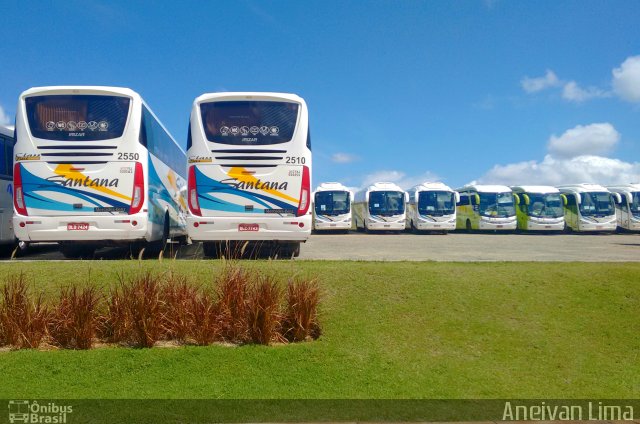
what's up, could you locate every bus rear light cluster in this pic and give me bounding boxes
[13,163,28,216]
[297,165,310,217]
[188,165,202,216]
[129,162,145,215]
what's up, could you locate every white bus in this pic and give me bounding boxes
[607,184,640,232]
[511,185,565,232]
[557,184,618,232]
[406,182,458,232]
[186,92,311,258]
[455,184,517,231]
[1,125,16,248]
[313,182,353,232]
[13,86,187,258]
[353,182,407,232]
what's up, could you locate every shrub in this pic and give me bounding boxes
[49,286,100,349]
[216,265,250,343]
[283,278,321,342]
[0,273,49,349]
[247,274,284,345]
[161,274,197,342]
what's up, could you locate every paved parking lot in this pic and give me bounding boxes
[4,232,640,261]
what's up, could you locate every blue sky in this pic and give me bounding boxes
[1,0,640,189]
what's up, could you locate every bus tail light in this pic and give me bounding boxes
[297,165,310,216]
[188,165,201,216]
[13,163,28,216]
[129,162,145,215]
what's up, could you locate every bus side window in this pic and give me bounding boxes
[457,194,469,206]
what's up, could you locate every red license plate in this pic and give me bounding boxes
[238,224,259,232]
[67,223,89,231]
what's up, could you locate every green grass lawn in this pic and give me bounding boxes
[0,260,638,399]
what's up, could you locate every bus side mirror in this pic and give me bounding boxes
[513,194,520,205]
[612,193,622,204]
[522,194,530,206]
[405,192,409,203]
[576,194,581,205]
[626,193,633,204]
[560,194,567,206]
[365,192,369,202]
[455,192,460,203]
[471,194,480,205]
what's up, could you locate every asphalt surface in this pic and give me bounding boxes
[3,232,640,262]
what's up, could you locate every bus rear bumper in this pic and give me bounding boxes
[187,216,311,241]
[12,215,149,242]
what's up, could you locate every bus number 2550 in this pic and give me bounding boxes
[285,156,306,164]
[118,152,140,161]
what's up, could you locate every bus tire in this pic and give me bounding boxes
[465,219,472,232]
[60,243,95,259]
[202,242,221,258]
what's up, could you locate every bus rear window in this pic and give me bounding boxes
[25,95,130,141]
[200,101,299,145]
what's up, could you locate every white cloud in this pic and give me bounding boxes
[476,122,635,186]
[612,55,640,102]
[0,105,10,126]
[478,154,640,186]
[561,81,610,103]
[331,152,358,164]
[521,70,561,93]
[547,123,619,158]
[359,170,441,191]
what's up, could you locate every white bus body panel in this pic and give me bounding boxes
[12,86,187,244]
[187,92,311,242]
[557,184,617,232]
[353,182,407,231]
[313,182,353,231]
[607,184,640,231]
[511,185,565,231]
[406,182,457,231]
[455,184,517,231]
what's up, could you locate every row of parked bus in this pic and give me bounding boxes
[312,181,640,233]
[2,86,312,258]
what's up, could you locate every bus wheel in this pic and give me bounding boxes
[277,242,300,259]
[60,243,95,259]
[202,242,221,258]
[466,220,472,232]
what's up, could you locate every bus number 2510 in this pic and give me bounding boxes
[285,156,306,164]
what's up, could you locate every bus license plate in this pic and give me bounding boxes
[67,223,89,231]
[496,225,503,228]
[434,225,441,228]
[330,224,336,227]
[545,225,552,229]
[238,224,259,232]
[384,224,390,228]
[596,226,603,230]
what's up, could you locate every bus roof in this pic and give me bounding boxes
[606,183,640,192]
[456,184,512,193]
[315,182,351,192]
[20,86,140,100]
[361,182,404,193]
[408,182,454,193]
[557,183,610,193]
[194,92,304,105]
[511,185,560,194]
[0,124,13,138]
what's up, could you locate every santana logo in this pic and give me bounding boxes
[15,153,40,161]
[220,177,288,191]
[46,175,120,188]
[188,156,212,163]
